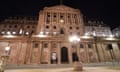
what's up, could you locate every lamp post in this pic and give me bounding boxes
[0,46,10,72]
[69,35,83,71]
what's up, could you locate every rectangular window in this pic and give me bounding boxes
[80,44,84,48]
[107,44,113,50]
[88,44,92,48]
[44,43,48,48]
[72,45,76,48]
[33,43,39,48]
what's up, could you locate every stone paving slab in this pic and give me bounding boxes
[5,67,120,72]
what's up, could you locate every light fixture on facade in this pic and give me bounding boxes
[60,19,64,23]
[5,46,10,52]
[2,35,16,38]
[26,32,29,35]
[45,32,49,35]
[12,32,16,35]
[1,32,5,34]
[7,31,11,35]
[19,29,23,34]
[109,35,114,38]
[69,35,80,43]
[53,32,57,35]
[39,32,44,35]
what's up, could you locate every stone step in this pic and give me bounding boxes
[5,64,73,69]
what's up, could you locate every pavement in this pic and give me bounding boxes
[5,67,120,72]
[4,62,120,72]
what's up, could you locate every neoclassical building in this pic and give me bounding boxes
[0,5,120,65]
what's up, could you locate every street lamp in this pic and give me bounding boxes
[0,46,10,72]
[69,35,83,71]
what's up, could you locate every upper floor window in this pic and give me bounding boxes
[44,43,48,48]
[33,43,39,48]
[88,44,92,48]
[80,44,84,48]
[53,26,56,29]
[46,25,49,29]
[76,27,79,30]
[27,26,30,28]
[14,25,17,28]
[69,27,72,29]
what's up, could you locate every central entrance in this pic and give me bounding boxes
[61,47,69,64]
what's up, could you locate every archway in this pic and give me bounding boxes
[61,47,69,64]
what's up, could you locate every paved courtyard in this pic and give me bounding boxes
[5,67,120,72]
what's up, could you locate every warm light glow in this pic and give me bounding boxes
[26,32,29,35]
[45,32,49,35]
[1,32,5,34]
[12,32,16,34]
[53,32,57,35]
[93,31,96,36]
[19,29,23,34]
[81,35,93,39]
[3,35,16,38]
[85,32,89,36]
[109,35,114,38]
[69,35,80,42]
[32,35,48,38]
[40,32,44,35]
[60,19,64,23]
[7,31,11,35]
[104,37,116,40]
[5,46,10,51]
[104,35,117,40]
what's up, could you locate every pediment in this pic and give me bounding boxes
[44,5,79,11]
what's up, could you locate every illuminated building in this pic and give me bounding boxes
[0,5,120,64]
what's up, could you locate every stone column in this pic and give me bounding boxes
[77,43,81,61]
[39,41,42,64]
[48,41,51,64]
[58,42,61,64]
[25,40,32,64]
[84,42,89,63]
[93,43,99,62]
[68,43,72,64]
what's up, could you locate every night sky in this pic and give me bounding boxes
[0,0,119,29]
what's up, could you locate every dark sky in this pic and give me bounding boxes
[0,0,119,29]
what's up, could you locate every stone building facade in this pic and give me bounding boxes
[112,26,120,38]
[0,5,120,65]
